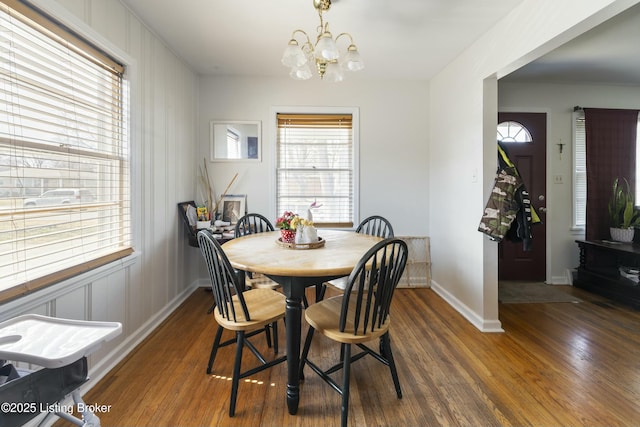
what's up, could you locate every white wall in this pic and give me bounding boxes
[7,4,640,410]
[0,0,202,404]
[498,81,640,284]
[197,76,429,237]
[429,0,640,332]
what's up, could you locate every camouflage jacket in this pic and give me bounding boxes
[478,166,529,243]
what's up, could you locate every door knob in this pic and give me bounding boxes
[539,206,547,213]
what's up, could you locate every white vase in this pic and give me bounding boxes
[294,224,318,244]
[610,227,635,242]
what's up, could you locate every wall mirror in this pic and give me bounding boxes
[210,120,261,162]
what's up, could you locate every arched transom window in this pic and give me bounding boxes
[497,121,533,143]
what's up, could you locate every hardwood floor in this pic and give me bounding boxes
[56,285,640,427]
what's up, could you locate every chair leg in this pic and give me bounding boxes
[272,320,279,354]
[229,331,245,417]
[341,343,352,427]
[207,326,224,374]
[264,324,272,348]
[315,283,327,302]
[299,326,316,381]
[382,333,402,399]
[303,284,327,308]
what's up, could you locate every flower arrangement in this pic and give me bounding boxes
[276,211,315,229]
[276,211,315,243]
[276,211,298,230]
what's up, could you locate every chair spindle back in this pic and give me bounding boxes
[198,229,251,322]
[340,238,408,335]
[235,213,275,237]
[356,215,394,239]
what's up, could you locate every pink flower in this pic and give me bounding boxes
[276,211,298,230]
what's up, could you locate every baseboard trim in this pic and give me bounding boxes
[430,279,504,333]
[550,271,571,285]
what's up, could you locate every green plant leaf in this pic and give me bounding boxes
[609,177,640,228]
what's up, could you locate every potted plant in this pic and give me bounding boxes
[276,211,299,243]
[608,177,640,242]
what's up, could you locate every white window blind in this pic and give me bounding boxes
[276,113,354,227]
[573,110,586,227]
[0,0,131,301]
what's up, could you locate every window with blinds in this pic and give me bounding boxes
[0,0,131,301]
[573,110,586,228]
[276,113,354,227]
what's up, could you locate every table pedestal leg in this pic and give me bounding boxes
[285,287,304,415]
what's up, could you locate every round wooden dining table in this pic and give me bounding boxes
[222,229,382,415]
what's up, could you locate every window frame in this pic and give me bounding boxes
[271,106,359,228]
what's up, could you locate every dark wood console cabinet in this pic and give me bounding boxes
[574,240,640,308]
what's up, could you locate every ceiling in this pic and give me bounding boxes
[502,2,640,85]
[119,0,640,85]
[119,0,525,80]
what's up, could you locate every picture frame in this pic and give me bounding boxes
[218,194,246,224]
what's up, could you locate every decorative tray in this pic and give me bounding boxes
[276,237,326,250]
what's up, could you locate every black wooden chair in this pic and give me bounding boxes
[299,238,408,427]
[197,229,287,417]
[355,215,394,239]
[233,213,281,290]
[234,212,274,237]
[318,215,395,299]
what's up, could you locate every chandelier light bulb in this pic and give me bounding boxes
[281,40,308,67]
[289,62,313,80]
[342,45,364,71]
[323,61,344,82]
[314,32,339,61]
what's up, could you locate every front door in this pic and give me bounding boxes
[497,112,547,281]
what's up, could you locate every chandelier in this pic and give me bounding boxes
[281,0,364,82]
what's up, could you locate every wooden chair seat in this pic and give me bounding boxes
[305,295,390,344]
[215,288,286,331]
[324,276,348,291]
[245,273,280,290]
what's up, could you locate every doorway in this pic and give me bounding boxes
[497,112,547,281]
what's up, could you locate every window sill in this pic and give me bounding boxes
[0,250,138,318]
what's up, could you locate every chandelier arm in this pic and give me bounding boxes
[291,29,312,43]
[290,29,314,56]
[335,32,356,46]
